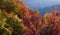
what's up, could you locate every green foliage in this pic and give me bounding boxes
[0,27,12,35]
[6,17,24,29]
[0,9,27,35]
[0,0,27,35]
[0,10,12,35]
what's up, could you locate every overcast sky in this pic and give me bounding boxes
[22,0,60,9]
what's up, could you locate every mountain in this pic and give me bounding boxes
[39,4,60,15]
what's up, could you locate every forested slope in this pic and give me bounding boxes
[0,0,60,35]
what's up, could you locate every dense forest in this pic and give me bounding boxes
[0,0,60,35]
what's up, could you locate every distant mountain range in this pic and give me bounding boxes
[39,4,60,15]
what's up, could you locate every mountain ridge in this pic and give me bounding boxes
[38,4,60,15]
